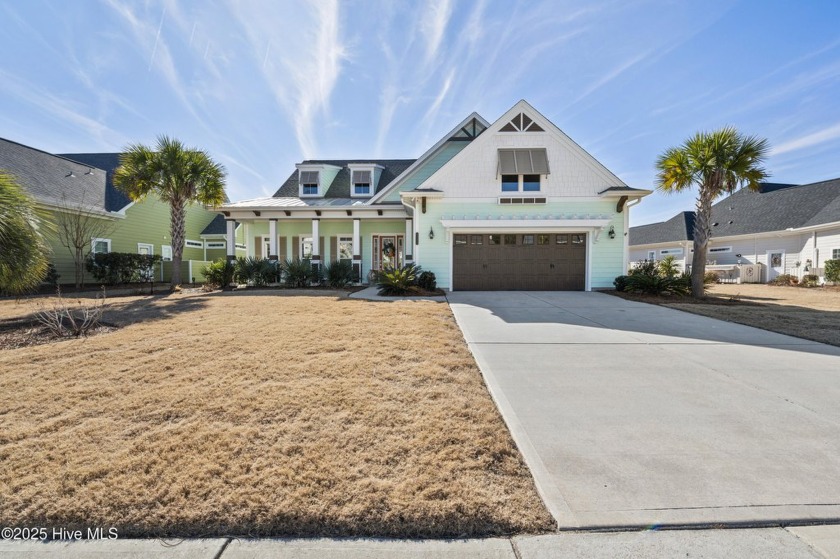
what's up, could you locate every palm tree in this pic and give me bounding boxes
[0,171,50,295]
[114,136,226,290]
[656,127,769,297]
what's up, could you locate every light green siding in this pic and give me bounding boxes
[414,199,626,290]
[381,142,469,203]
[236,218,405,282]
[41,197,219,285]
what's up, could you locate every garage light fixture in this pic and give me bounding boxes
[428,227,435,240]
[608,225,616,239]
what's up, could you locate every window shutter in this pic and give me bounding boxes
[497,148,550,175]
[293,236,299,259]
[530,148,549,174]
[351,170,372,184]
[279,236,287,261]
[254,236,262,258]
[498,150,517,174]
[319,237,325,260]
[330,237,337,263]
[299,171,318,184]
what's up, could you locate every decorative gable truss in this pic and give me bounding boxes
[450,116,488,141]
[499,112,544,132]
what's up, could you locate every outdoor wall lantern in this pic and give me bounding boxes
[804,259,812,272]
[428,227,435,240]
[608,225,616,239]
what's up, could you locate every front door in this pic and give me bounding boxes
[766,250,784,280]
[372,235,403,270]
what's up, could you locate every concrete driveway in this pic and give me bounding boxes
[448,291,840,529]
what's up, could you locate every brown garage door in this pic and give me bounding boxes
[453,233,586,290]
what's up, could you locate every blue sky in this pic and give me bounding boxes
[1,0,839,225]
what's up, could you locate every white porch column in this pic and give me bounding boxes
[225,219,236,262]
[352,218,361,282]
[405,218,414,263]
[311,218,321,276]
[269,219,278,261]
[244,223,252,257]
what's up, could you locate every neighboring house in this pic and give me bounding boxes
[0,138,226,285]
[219,100,650,291]
[629,179,840,282]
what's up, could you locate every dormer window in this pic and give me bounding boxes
[300,171,319,196]
[348,164,383,198]
[352,170,372,195]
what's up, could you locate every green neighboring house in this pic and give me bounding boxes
[0,138,233,286]
[220,100,650,290]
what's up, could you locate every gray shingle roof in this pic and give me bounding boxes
[630,212,695,245]
[630,179,840,245]
[0,138,109,212]
[273,159,416,200]
[59,152,132,212]
[201,213,227,235]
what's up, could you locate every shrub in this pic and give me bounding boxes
[629,260,658,277]
[624,272,691,296]
[85,252,161,285]
[416,270,437,291]
[704,271,720,284]
[43,263,60,287]
[202,258,236,289]
[825,259,840,283]
[657,255,680,278]
[800,274,819,288]
[35,287,105,338]
[377,264,421,296]
[613,275,630,292]
[282,258,316,288]
[324,260,355,288]
[769,273,798,286]
[235,257,278,287]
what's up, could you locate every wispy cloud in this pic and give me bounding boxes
[420,0,453,64]
[0,69,128,148]
[771,121,840,156]
[233,0,347,157]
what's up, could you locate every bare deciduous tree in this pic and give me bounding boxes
[55,194,116,289]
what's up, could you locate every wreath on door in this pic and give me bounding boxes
[382,241,396,258]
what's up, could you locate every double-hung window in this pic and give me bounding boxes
[91,238,111,254]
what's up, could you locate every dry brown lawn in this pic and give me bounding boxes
[0,291,553,538]
[614,283,840,347]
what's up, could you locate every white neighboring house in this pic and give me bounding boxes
[629,179,840,283]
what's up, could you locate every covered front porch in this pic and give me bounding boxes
[221,211,415,284]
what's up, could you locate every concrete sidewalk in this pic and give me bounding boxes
[2,526,839,558]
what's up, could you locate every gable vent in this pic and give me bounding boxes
[499,112,544,132]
